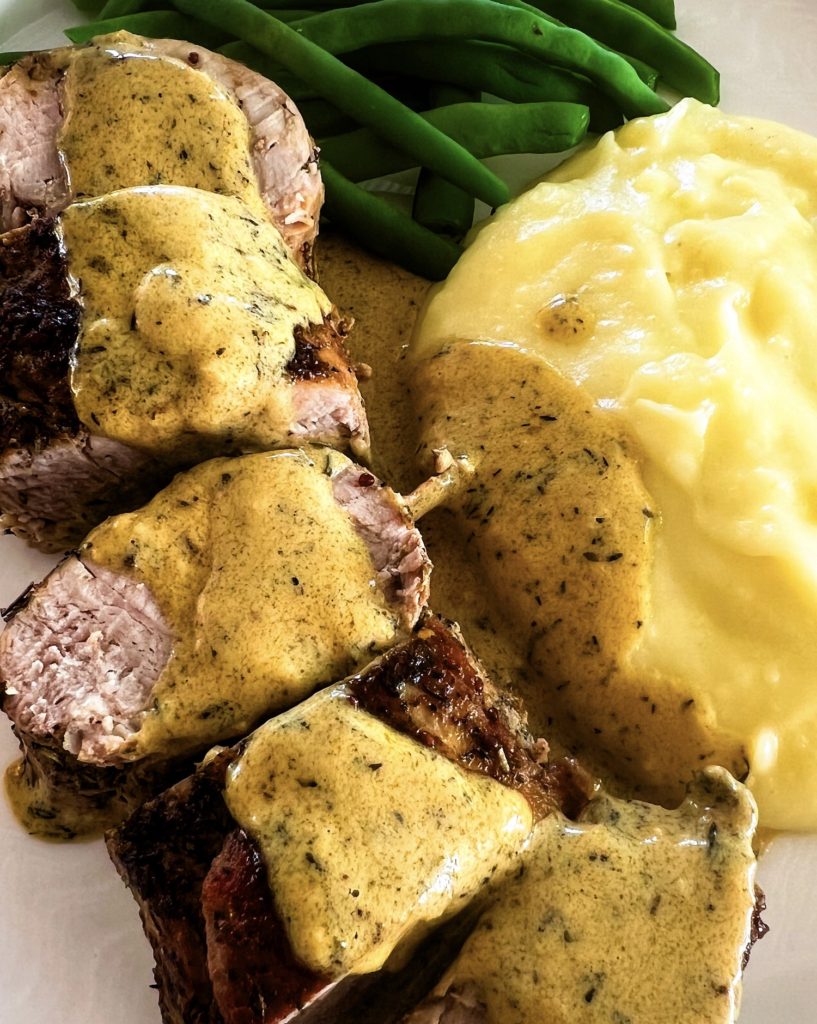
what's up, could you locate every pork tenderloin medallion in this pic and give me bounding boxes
[107,615,590,1024]
[404,768,764,1024]
[0,447,429,837]
[0,185,368,550]
[0,31,321,266]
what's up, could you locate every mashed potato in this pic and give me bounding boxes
[413,98,817,830]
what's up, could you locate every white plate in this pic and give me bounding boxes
[0,3,815,1022]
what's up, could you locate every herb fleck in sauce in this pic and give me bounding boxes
[428,768,758,1024]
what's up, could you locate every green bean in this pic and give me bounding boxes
[70,0,106,13]
[492,0,658,87]
[65,11,228,47]
[297,99,358,136]
[349,41,622,132]
[413,86,477,239]
[320,161,461,280]
[97,0,151,17]
[254,0,676,30]
[620,0,675,30]
[247,8,317,20]
[219,40,431,111]
[172,0,510,208]
[413,167,475,240]
[320,101,590,181]
[519,0,717,101]
[285,0,667,117]
[0,51,33,66]
[613,51,658,88]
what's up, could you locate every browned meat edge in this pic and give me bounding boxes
[7,727,183,841]
[743,885,769,969]
[0,217,79,450]
[107,751,235,1024]
[347,614,591,821]
[202,827,334,1023]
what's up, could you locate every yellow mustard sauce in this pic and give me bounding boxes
[411,340,749,804]
[79,448,400,759]
[319,234,748,798]
[223,685,533,977]
[58,33,267,217]
[4,762,109,842]
[427,768,758,1024]
[61,185,330,461]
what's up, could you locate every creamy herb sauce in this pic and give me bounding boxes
[412,341,750,803]
[429,768,758,1024]
[80,448,399,758]
[224,686,533,976]
[59,34,266,216]
[62,186,330,461]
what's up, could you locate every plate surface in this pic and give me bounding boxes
[0,3,816,1022]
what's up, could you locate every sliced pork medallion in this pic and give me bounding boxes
[107,615,588,1024]
[0,31,321,265]
[1,447,429,836]
[0,185,368,550]
[405,768,764,1024]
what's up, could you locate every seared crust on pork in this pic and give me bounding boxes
[0,217,163,547]
[202,828,334,1023]
[347,615,589,820]
[0,217,78,448]
[106,752,235,1024]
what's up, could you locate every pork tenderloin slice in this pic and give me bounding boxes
[0,217,367,549]
[2,556,172,761]
[1,452,428,795]
[0,54,67,229]
[0,34,320,267]
[0,433,161,552]
[287,314,371,460]
[106,751,236,1024]
[332,464,429,629]
[148,35,322,269]
[114,778,477,1024]
[346,614,589,820]
[404,769,763,1024]
[108,617,572,1024]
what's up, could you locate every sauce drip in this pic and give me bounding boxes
[410,100,817,830]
